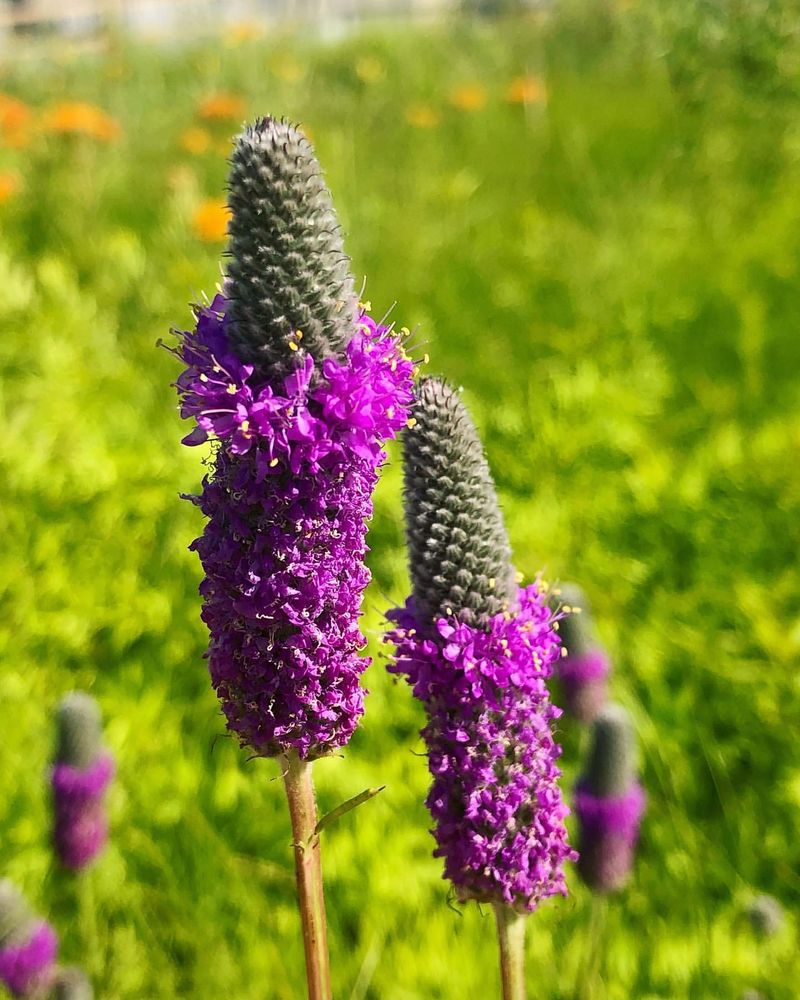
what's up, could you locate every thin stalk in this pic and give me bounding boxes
[77,869,101,980]
[282,751,332,1000]
[578,895,608,1000]
[494,903,527,1000]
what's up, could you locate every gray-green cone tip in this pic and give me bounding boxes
[0,880,35,948]
[583,703,636,797]
[746,895,784,938]
[551,582,596,657]
[53,967,94,1000]
[403,377,516,627]
[225,117,357,379]
[56,692,103,769]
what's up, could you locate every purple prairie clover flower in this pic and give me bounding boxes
[52,693,114,871]
[551,583,609,724]
[574,703,645,893]
[385,378,575,914]
[175,297,414,758]
[0,882,58,999]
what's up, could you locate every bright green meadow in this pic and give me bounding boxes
[1,4,799,997]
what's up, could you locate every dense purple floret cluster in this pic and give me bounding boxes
[52,753,114,870]
[176,296,414,758]
[0,923,58,998]
[574,783,645,892]
[386,583,577,912]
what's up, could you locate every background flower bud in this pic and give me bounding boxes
[575,703,645,893]
[0,882,58,999]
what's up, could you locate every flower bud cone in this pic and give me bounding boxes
[226,117,357,379]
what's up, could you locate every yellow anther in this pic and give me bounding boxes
[199,373,208,382]
[560,647,568,658]
[226,384,237,394]
[400,326,411,337]
[562,604,572,614]
[488,577,496,588]
[240,420,250,433]
[515,571,524,583]
[391,360,398,372]
[387,406,395,419]
[269,458,279,467]
[423,352,430,364]
[406,417,417,428]
[359,299,372,312]
[295,329,304,340]
[445,606,453,616]
[288,341,299,351]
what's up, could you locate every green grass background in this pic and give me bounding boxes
[2,2,799,996]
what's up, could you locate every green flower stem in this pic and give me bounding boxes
[282,751,332,1000]
[77,869,101,981]
[494,904,527,1000]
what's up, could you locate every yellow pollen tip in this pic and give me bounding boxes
[199,373,208,382]
[269,458,279,467]
[295,329,304,340]
[226,384,237,394]
[515,571,524,583]
[406,417,417,428]
[488,577,496,588]
[561,647,568,658]
[240,420,250,432]
[288,341,299,351]
[423,352,430,364]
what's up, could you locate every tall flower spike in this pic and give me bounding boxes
[575,703,645,893]
[173,118,415,1000]
[386,378,575,999]
[52,693,115,871]
[551,583,609,724]
[0,882,58,999]
[226,117,357,379]
[403,377,516,624]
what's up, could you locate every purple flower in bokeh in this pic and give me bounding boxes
[0,882,58,999]
[51,693,114,871]
[387,584,577,911]
[52,755,114,871]
[574,703,645,893]
[552,583,610,724]
[175,299,414,758]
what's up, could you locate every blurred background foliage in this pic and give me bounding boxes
[1,1,799,996]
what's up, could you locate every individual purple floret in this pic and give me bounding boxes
[574,703,645,893]
[52,693,114,871]
[551,583,609,723]
[387,584,575,911]
[385,378,575,913]
[175,297,414,758]
[0,882,58,999]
